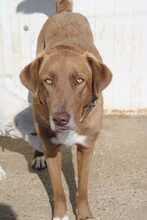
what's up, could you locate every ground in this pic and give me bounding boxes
[0,116,147,220]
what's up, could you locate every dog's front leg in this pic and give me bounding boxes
[76,145,94,220]
[47,152,69,220]
[38,126,68,220]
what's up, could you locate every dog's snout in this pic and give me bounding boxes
[53,112,70,127]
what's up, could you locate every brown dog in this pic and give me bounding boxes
[20,0,112,219]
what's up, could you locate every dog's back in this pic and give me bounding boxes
[37,0,102,60]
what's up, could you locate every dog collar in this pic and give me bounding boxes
[80,96,97,122]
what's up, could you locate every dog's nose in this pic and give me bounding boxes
[53,112,70,127]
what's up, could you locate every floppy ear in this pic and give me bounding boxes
[20,56,43,94]
[85,52,112,98]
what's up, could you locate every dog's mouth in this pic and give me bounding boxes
[55,125,71,132]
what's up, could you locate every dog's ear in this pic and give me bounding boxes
[84,52,112,98]
[20,56,43,94]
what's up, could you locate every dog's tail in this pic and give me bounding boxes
[56,0,73,13]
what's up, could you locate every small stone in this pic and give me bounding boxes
[23,25,29,31]
[0,166,6,180]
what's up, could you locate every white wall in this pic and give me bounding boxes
[0,0,147,111]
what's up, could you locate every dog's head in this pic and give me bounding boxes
[20,46,112,132]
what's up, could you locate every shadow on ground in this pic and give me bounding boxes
[0,135,77,218]
[0,203,17,220]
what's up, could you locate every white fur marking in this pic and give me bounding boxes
[32,156,46,169]
[35,158,41,169]
[53,215,69,220]
[0,166,6,180]
[51,130,87,146]
[62,216,69,220]
[50,117,56,131]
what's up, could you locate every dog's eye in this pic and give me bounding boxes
[75,78,85,85]
[44,79,54,85]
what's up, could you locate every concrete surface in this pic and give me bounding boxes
[0,116,147,220]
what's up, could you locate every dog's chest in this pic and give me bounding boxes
[51,131,87,146]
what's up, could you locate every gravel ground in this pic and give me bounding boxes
[0,116,147,220]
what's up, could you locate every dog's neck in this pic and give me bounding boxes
[80,96,97,122]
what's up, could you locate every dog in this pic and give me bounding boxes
[20,0,112,219]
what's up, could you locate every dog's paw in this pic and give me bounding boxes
[76,208,97,220]
[76,218,97,220]
[32,151,47,171]
[53,215,69,220]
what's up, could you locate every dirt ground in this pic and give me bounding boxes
[0,116,147,220]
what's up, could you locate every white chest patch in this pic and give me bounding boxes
[51,130,87,146]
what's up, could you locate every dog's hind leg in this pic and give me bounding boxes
[32,150,47,170]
